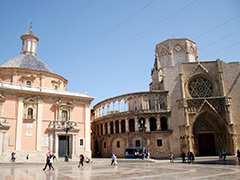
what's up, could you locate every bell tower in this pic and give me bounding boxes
[20,23,39,56]
[150,38,198,91]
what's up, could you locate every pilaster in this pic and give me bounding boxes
[16,97,23,150]
[85,103,91,152]
[36,99,43,151]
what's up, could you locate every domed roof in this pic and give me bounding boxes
[24,28,37,36]
[0,54,53,72]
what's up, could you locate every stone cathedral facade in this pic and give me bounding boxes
[0,28,94,161]
[91,38,240,158]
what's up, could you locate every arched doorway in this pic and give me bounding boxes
[193,111,228,156]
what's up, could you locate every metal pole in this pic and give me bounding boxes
[65,129,68,162]
[142,128,144,160]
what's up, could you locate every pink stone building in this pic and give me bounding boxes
[0,28,94,161]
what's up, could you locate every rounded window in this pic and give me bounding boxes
[188,77,213,98]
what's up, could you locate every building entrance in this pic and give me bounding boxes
[58,135,69,157]
[198,133,215,156]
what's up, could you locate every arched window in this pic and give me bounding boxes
[135,103,137,110]
[27,108,33,119]
[110,121,114,134]
[115,121,119,133]
[129,119,135,132]
[96,124,99,136]
[161,117,168,130]
[121,120,126,133]
[101,124,103,135]
[62,111,68,121]
[105,123,108,134]
[150,117,157,131]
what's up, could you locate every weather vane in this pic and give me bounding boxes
[29,21,32,29]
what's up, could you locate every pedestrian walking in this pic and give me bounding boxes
[222,149,226,161]
[169,152,174,163]
[26,154,29,162]
[190,152,195,163]
[187,152,191,163]
[237,149,240,164]
[49,154,54,170]
[42,153,50,171]
[147,152,150,160]
[78,154,85,167]
[181,152,186,163]
[219,151,222,161]
[10,152,16,162]
[111,153,117,165]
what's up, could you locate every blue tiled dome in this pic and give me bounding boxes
[0,54,53,73]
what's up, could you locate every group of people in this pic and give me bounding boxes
[219,149,227,161]
[78,154,91,167]
[11,149,240,169]
[42,152,57,171]
[177,151,195,163]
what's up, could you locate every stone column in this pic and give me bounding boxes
[124,101,127,111]
[119,120,122,133]
[125,117,129,132]
[102,106,105,116]
[156,116,160,130]
[107,103,110,115]
[134,117,138,132]
[146,117,150,132]
[16,97,23,151]
[0,132,3,155]
[54,134,58,155]
[99,107,101,117]
[75,134,78,155]
[36,99,43,151]
[113,120,116,134]
[49,133,53,152]
[106,122,109,134]
[0,131,7,155]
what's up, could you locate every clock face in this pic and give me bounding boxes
[174,45,182,52]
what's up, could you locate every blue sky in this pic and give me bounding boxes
[0,0,240,107]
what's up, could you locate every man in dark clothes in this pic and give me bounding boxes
[42,153,50,170]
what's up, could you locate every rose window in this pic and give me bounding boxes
[188,77,213,98]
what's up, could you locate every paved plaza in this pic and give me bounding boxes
[0,157,240,180]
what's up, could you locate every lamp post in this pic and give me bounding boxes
[138,119,146,160]
[62,121,73,162]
